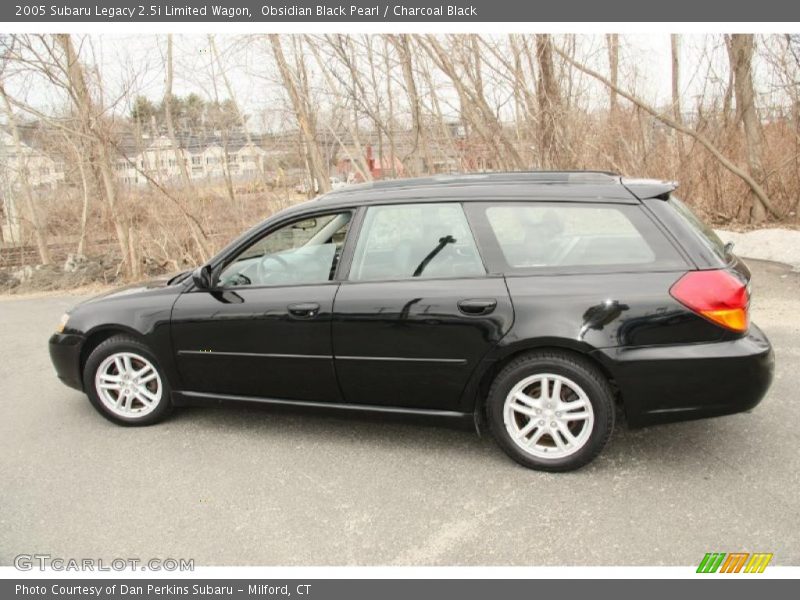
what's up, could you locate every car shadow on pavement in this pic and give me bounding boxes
[160,398,736,473]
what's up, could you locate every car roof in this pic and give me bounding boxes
[306,171,677,211]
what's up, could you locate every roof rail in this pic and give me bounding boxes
[325,170,621,195]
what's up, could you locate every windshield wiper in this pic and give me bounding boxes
[413,235,455,277]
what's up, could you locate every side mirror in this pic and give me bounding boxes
[192,265,214,290]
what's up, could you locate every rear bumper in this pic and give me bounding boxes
[49,332,85,391]
[592,324,774,427]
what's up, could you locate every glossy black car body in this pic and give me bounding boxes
[50,172,774,436]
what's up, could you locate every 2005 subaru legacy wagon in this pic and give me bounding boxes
[49,172,774,471]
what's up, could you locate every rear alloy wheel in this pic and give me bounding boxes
[503,373,595,460]
[487,351,614,471]
[84,335,172,426]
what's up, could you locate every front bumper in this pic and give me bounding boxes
[49,332,85,391]
[593,324,774,427]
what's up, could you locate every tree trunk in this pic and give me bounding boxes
[392,35,432,176]
[606,34,619,120]
[670,34,686,159]
[164,35,194,190]
[535,34,562,168]
[206,37,238,208]
[305,36,372,181]
[384,37,398,177]
[728,34,768,222]
[209,34,269,188]
[74,151,90,256]
[166,35,211,261]
[606,33,621,167]
[421,35,524,170]
[56,34,132,273]
[269,35,331,194]
[0,83,51,264]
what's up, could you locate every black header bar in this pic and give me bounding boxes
[4,0,800,22]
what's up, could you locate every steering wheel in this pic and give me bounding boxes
[257,253,291,284]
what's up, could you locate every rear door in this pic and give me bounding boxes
[331,202,513,412]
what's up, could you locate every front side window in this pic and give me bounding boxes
[349,203,484,281]
[218,212,351,287]
[484,203,682,271]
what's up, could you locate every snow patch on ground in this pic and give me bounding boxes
[716,229,800,271]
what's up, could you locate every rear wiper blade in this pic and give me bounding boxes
[413,235,456,277]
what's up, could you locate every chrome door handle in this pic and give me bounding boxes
[457,298,497,316]
[288,302,320,318]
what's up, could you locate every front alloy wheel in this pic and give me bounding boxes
[95,352,163,418]
[83,335,172,426]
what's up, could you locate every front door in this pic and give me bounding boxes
[332,202,514,412]
[171,211,352,402]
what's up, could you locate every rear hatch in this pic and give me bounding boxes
[647,193,752,335]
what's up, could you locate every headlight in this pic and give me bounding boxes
[56,313,70,333]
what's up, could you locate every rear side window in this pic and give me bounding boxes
[475,202,686,273]
[349,203,485,281]
[667,195,728,262]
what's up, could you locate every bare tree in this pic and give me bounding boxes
[0,82,51,264]
[305,36,372,181]
[55,34,136,274]
[728,34,768,222]
[2,32,799,286]
[535,34,562,168]
[164,34,193,190]
[390,34,432,175]
[269,34,330,194]
[420,35,524,170]
[670,34,686,159]
[607,34,620,120]
[554,42,780,219]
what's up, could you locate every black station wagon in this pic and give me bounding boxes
[49,172,774,471]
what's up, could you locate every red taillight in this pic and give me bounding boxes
[669,270,750,332]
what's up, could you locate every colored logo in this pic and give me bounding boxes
[697,552,773,573]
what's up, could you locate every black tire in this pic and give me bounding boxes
[83,334,173,426]
[486,350,615,472]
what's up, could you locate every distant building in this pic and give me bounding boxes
[0,130,65,189]
[336,144,406,182]
[114,134,270,186]
[0,130,65,242]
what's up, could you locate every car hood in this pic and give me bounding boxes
[78,274,184,306]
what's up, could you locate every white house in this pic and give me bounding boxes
[116,135,269,186]
[0,131,64,242]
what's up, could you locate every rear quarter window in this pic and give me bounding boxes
[667,195,728,262]
[471,202,687,274]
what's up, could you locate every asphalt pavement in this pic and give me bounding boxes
[1,260,798,566]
